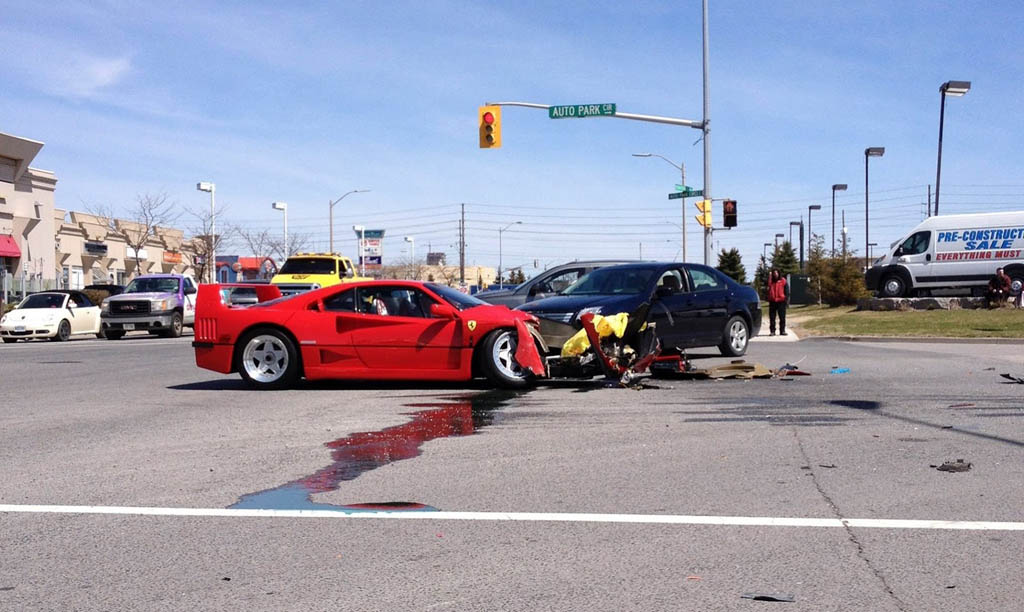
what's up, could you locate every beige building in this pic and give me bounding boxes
[0,132,57,292]
[55,211,199,288]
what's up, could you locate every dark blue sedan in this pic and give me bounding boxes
[516,262,761,356]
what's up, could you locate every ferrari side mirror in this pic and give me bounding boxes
[430,303,457,319]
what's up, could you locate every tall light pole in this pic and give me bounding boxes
[790,220,804,270]
[352,225,365,276]
[633,153,687,262]
[865,147,885,269]
[868,242,878,260]
[497,221,522,289]
[404,236,415,262]
[830,184,847,256]
[701,0,712,266]
[808,204,821,268]
[935,80,970,215]
[763,242,772,262]
[329,189,370,254]
[196,181,215,283]
[271,201,288,260]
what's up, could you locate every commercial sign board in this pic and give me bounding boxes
[84,241,108,256]
[355,228,385,269]
[162,251,182,264]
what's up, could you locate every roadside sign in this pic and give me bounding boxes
[675,184,690,191]
[668,189,702,200]
[668,192,684,200]
[548,103,616,119]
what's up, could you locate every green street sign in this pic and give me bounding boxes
[548,103,616,119]
[675,184,690,192]
[668,192,684,200]
[668,188,703,200]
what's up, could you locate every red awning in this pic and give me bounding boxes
[0,234,21,258]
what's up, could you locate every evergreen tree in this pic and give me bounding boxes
[753,255,770,300]
[769,241,800,277]
[805,233,829,304]
[824,233,870,305]
[716,247,747,284]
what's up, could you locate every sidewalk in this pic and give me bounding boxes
[750,329,800,343]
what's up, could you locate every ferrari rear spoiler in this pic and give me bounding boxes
[195,283,283,315]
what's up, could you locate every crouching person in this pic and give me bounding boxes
[986,267,1012,308]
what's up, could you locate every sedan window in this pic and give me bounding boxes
[563,267,658,295]
[688,268,725,292]
[19,294,66,309]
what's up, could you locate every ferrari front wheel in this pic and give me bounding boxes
[480,329,532,389]
[237,328,299,389]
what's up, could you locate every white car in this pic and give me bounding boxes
[0,291,103,343]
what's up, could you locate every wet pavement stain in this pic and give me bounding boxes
[230,389,521,512]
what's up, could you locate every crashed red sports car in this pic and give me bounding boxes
[191,281,548,389]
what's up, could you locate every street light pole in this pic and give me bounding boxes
[775,233,784,248]
[865,147,885,270]
[790,220,804,270]
[807,204,821,270]
[271,201,288,260]
[935,80,971,215]
[763,242,771,263]
[329,189,370,254]
[701,0,713,266]
[831,184,847,256]
[497,221,522,289]
[404,236,415,262]
[196,181,215,283]
[633,153,686,262]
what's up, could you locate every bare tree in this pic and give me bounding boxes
[268,232,313,262]
[183,204,236,283]
[88,192,179,274]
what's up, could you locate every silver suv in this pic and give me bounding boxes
[475,260,636,308]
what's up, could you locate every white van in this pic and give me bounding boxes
[865,211,1024,297]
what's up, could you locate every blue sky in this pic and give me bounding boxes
[3,0,1023,277]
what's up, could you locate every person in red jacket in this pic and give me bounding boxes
[766,269,789,336]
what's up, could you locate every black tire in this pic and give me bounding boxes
[1005,267,1024,296]
[880,274,907,298]
[52,319,71,342]
[235,328,300,389]
[95,327,106,339]
[718,315,749,357]
[162,312,183,338]
[2,338,16,344]
[479,329,533,389]
[105,330,126,340]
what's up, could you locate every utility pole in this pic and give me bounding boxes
[701,0,713,266]
[459,203,466,284]
[927,184,932,217]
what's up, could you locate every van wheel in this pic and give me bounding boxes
[880,275,907,298]
[1005,266,1024,295]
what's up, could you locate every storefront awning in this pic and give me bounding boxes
[0,234,21,258]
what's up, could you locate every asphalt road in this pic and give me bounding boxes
[1,333,1022,611]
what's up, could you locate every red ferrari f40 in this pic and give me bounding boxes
[192,281,548,389]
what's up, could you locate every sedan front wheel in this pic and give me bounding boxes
[719,315,749,357]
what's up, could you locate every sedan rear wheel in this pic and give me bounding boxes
[237,328,299,389]
[480,329,532,389]
[719,315,749,357]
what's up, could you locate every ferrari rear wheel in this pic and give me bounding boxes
[480,329,532,389]
[237,328,299,389]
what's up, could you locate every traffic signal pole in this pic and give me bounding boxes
[701,0,712,266]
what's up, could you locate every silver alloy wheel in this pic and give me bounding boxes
[491,330,526,380]
[728,319,748,353]
[242,334,290,384]
[56,320,71,341]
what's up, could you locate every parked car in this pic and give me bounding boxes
[101,274,198,339]
[475,260,636,308]
[83,284,126,296]
[0,290,103,342]
[517,262,761,357]
[192,281,548,389]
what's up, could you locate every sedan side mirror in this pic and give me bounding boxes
[430,303,458,319]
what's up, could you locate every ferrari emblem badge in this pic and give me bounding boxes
[467,320,477,331]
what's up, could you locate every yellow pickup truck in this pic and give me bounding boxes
[270,253,369,296]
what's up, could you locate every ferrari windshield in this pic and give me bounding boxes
[426,283,488,310]
[279,258,337,275]
[124,277,180,293]
[19,293,67,309]
[562,267,658,296]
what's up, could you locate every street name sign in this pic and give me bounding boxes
[668,192,684,200]
[668,188,703,200]
[549,103,616,119]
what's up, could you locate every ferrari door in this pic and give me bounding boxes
[349,286,463,371]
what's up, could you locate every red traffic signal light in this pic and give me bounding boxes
[478,105,501,148]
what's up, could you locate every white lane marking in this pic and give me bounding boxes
[1,504,1021,531]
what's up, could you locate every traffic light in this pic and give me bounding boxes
[478,105,501,148]
[695,200,712,228]
[723,199,737,227]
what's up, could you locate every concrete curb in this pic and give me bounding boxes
[801,335,1024,344]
